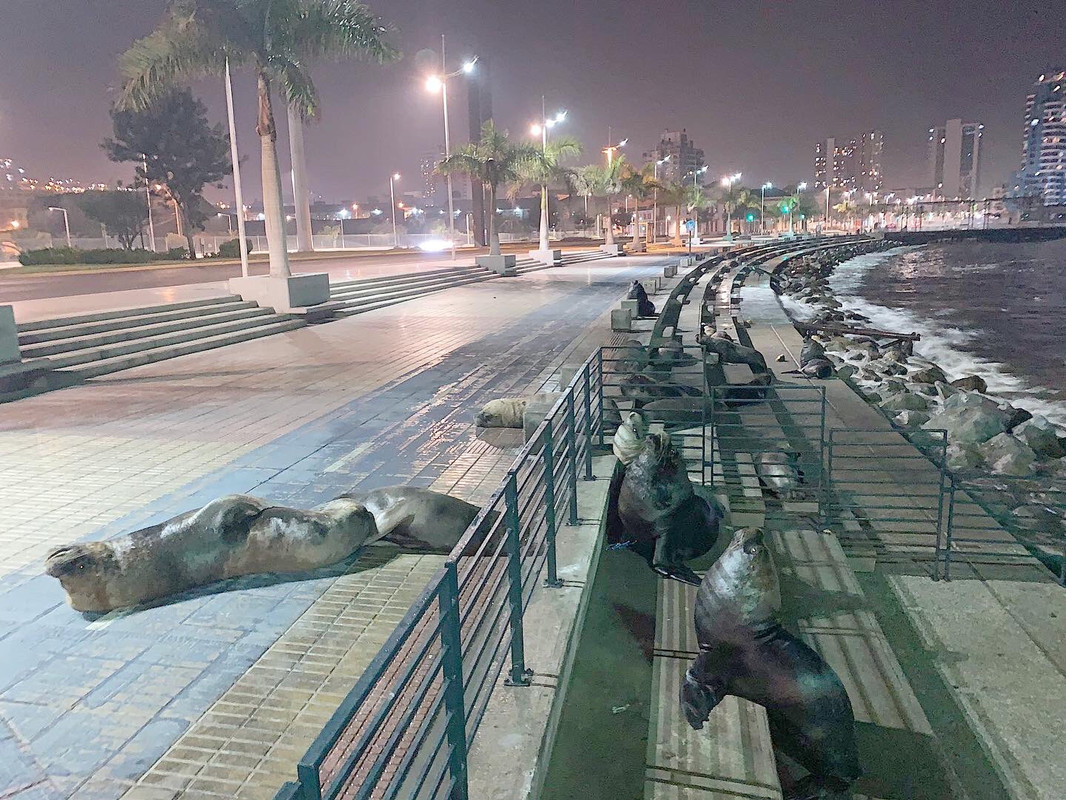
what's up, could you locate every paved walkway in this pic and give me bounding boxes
[0,256,668,800]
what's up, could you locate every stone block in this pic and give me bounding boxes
[522,393,562,443]
[663,264,677,278]
[228,273,330,313]
[599,244,625,256]
[620,299,640,315]
[0,305,20,365]
[528,248,562,265]
[611,308,632,332]
[642,277,663,294]
[476,254,517,275]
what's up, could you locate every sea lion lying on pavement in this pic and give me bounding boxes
[681,527,861,799]
[606,430,724,585]
[754,451,803,499]
[45,495,377,613]
[476,394,558,428]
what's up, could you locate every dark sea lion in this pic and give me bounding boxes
[45,495,377,613]
[681,527,861,799]
[607,432,724,585]
[627,279,656,317]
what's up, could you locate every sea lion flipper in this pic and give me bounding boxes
[680,661,721,729]
[651,533,701,586]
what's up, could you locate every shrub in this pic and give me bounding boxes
[215,238,252,258]
[18,247,187,266]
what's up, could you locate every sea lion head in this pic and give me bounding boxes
[706,528,781,622]
[476,398,525,428]
[45,542,122,613]
[612,411,647,465]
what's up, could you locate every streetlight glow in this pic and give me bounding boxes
[425,75,443,92]
[530,123,542,136]
[462,57,478,73]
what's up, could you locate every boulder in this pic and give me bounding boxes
[910,365,947,384]
[942,391,1008,417]
[950,375,988,393]
[945,443,983,472]
[881,391,929,412]
[923,406,1008,446]
[978,433,1037,476]
[934,381,958,401]
[893,409,931,429]
[836,365,857,381]
[859,368,882,383]
[1005,407,1033,432]
[1013,416,1066,459]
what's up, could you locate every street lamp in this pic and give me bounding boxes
[141,154,156,252]
[48,206,71,248]
[760,182,772,235]
[389,172,400,247]
[425,36,477,258]
[790,182,807,234]
[652,155,670,244]
[721,172,742,239]
[600,128,626,244]
[689,166,708,247]
[531,98,567,253]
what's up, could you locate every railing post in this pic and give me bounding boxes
[596,348,605,446]
[823,429,834,522]
[933,433,948,581]
[542,421,563,588]
[582,361,594,481]
[503,473,532,685]
[818,388,827,514]
[943,473,956,581]
[438,563,469,799]
[707,388,716,487]
[566,393,579,525]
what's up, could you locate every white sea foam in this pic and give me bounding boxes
[825,247,1066,428]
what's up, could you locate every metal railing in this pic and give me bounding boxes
[276,349,603,800]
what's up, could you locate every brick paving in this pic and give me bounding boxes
[0,258,669,799]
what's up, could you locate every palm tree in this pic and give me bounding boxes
[437,121,538,256]
[619,163,662,249]
[572,164,600,235]
[581,157,626,245]
[517,136,582,252]
[117,0,397,278]
[719,183,753,237]
[654,180,688,245]
[684,183,711,241]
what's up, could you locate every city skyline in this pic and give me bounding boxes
[0,2,1062,202]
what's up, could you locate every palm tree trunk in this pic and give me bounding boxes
[605,194,615,246]
[287,105,314,253]
[672,205,682,245]
[538,183,549,252]
[256,71,291,278]
[632,197,641,248]
[488,182,501,255]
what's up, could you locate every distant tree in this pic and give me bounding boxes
[78,190,150,250]
[620,163,662,247]
[437,121,538,255]
[575,158,626,245]
[516,136,582,250]
[718,183,753,235]
[104,89,231,257]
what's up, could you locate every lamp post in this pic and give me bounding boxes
[721,172,741,240]
[531,97,567,253]
[652,155,669,244]
[824,185,832,231]
[690,166,708,245]
[600,129,627,244]
[760,181,772,235]
[790,182,807,235]
[141,154,156,251]
[48,206,71,248]
[389,172,400,247]
[425,38,477,260]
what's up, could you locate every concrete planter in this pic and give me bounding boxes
[611,308,632,331]
[527,248,562,266]
[228,273,330,313]
[620,299,640,315]
[476,254,517,275]
[599,244,625,256]
[1,306,21,366]
[663,264,678,278]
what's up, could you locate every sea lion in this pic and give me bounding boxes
[45,495,377,613]
[754,451,802,499]
[476,394,558,428]
[681,527,861,799]
[627,279,656,317]
[611,410,648,465]
[338,485,492,554]
[607,432,724,585]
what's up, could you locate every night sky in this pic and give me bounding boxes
[0,1,1062,202]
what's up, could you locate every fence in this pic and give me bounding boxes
[276,349,603,800]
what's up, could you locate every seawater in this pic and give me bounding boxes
[825,240,1066,428]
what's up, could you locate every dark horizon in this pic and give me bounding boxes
[0,1,1061,202]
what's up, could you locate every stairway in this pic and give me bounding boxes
[15,296,304,382]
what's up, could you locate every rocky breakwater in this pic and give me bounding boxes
[774,244,1066,569]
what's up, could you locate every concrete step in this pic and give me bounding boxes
[71,318,305,381]
[17,298,256,345]
[20,305,276,357]
[329,265,482,291]
[333,274,493,316]
[48,312,296,370]
[329,270,487,302]
[16,295,240,334]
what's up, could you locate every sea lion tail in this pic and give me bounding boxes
[680,668,721,730]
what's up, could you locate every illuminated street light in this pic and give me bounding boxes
[424,37,477,257]
[760,181,772,234]
[389,172,400,247]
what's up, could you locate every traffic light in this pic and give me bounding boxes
[781,203,790,213]
[746,213,755,222]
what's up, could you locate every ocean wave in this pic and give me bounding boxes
[825,247,1066,428]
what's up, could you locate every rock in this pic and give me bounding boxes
[910,365,947,384]
[946,443,983,472]
[775,353,787,362]
[950,375,988,393]
[882,363,908,376]
[881,391,929,412]
[836,365,858,381]
[978,433,1037,476]
[893,410,931,429]
[1013,416,1066,459]
[862,392,883,403]
[934,381,958,401]
[859,368,882,383]
[847,351,866,362]
[942,391,1007,417]
[883,379,909,395]
[1005,407,1033,432]
[923,405,1008,446]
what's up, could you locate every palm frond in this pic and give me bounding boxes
[279,0,399,63]
[269,53,320,118]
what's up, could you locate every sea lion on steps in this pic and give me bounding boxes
[45,495,377,613]
[607,431,724,585]
[681,527,861,799]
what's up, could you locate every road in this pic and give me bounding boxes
[0,244,579,304]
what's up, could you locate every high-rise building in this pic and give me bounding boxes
[420,149,443,201]
[813,130,884,192]
[1013,71,1066,205]
[645,129,705,184]
[928,119,983,199]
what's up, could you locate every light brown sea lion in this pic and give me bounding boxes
[45,495,376,613]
